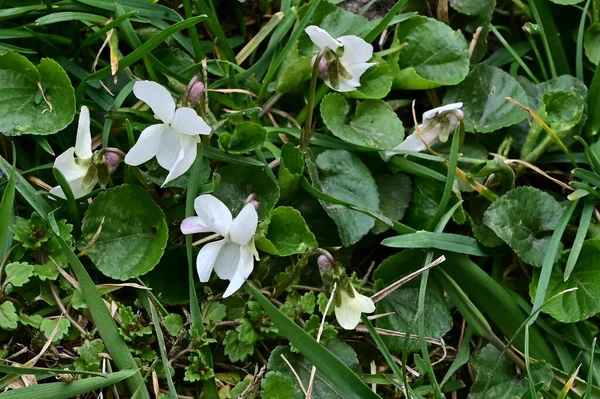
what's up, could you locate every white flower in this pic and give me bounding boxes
[334,285,375,330]
[305,25,375,92]
[50,106,95,199]
[180,195,259,298]
[384,103,464,160]
[124,81,211,186]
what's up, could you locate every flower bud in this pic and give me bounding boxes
[317,250,335,273]
[249,199,260,211]
[184,75,205,106]
[102,148,123,175]
[311,55,329,80]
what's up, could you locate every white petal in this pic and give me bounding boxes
[193,195,233,237]
[162,135,197,186]
[54,148,88,181]
[342,62,376,87]
[422,102,463,123]
[229,203,258,245]
[392,132,428,153]
[335,290,363,330]
[305,25,342,51]
[170,107,212,136]
[353,289,375,313]
[324,78,357,93]
[133,80,176,123]
[124,124,166,166]
[196,239,226,282]
[222,245,254,298]
[180,216,210,234]
[156,127,183,171]
[213,241,242,280]
[75,106,93,159]
[338,35,373,66]
[50,176,95,200]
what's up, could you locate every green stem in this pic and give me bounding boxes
[300,50,325,153]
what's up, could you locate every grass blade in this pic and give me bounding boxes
[247,282,382,399]
[577,0,593,81]
[0,364,108,377]
[0,369,136,399]
[363,0,408,43]
[389,157,446,182]
[565,197,594,280]
[0,155,16,260]
[529,0,571,77]
[381,232,489,257]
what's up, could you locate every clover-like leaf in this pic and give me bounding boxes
[444,64,528,133]
[321,93,404,150]
[306,149,379,246]
[0,301,18,330]
[219,122,267,155]
[80,185,168,280]
[0,51,75,136]
[390,15,469,90]
[256,207,318,256]
[483,186,563,267]
[530,239,600,323]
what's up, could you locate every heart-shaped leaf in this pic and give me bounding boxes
[256,206,318,256]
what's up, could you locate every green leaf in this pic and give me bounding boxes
[381,232,490,257]
[276,44,311,94]
[306,149,379,246]
[145,247,189,305]
[404,176,462,230]
[469,344,553,398]
[79,185,168,280]
[260,371,295,399]
[204,302,227,324]
[371,174,411,234]
[141,157,210,189]
[19,314,43,328]
[543,91,586,134]
[548,0,584,3]
[375,254,452,352]
[256,207,318,256]
[444,64,528,133]
[585,23,600,65]
[390,15,469,89]
[218,122,267,155]
[40,318,70,343]
[266,341,363,399]
[3,262,34,288]
[248,283,380,399]
[450,0,495,15]
[320,93,404,150]
[163,314,184,337]
[530,239,600,323]
[346,55,393,100]
[0,369,136,399]
[0,301,18,330]
[74,339,105,372]
[33,262,60,281]
[483,187,563,267]
[0,158,16,260]
[213,164,280,220]
[224,329,255,363]
[0,51,75,136]
[278,143,304,200]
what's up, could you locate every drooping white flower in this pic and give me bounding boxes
[50,106,96,199]
[305,25,375,92]
[180,195,259,298]
[124,81,211,186]
[334,285,375,330]
[384,103,464,160]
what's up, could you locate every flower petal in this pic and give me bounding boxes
[180,216,210,234]
[193,195,233,237]
[305,25,342,51]
[334,290,363,330]
[324,77,357,93]
[162,135,197,186]
[124,124,166,166]
[213,241,242,280]
[54,148,89,181]
[50,176,95,200]
[171,107,212,136]
[133,80,176,123]
[422,102,463,122]
[392,132,428,153]
[75,106,93,159]
[355,291,375,313]
[229,203,258,245]
[342,62,376,87]
[338,35,373,66]
[222,246,254,298]
[196,239,226,282]
[156,127,183,171]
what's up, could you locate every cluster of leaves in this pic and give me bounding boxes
[2,0,600,398]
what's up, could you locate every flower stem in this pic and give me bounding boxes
[300,49,326,153]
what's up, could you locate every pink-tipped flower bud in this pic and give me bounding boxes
[102,148,123,175]
[249,199,260,211]
[317,251,335,273]
[184,75,205,106]
[311,55,329,80]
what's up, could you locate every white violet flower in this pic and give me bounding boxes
[124,80,211,186]
[335,285,376,330]
[50,106,121,199]
[180,195,259,298]
[384,102,464,160]
[305,25,375,92]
